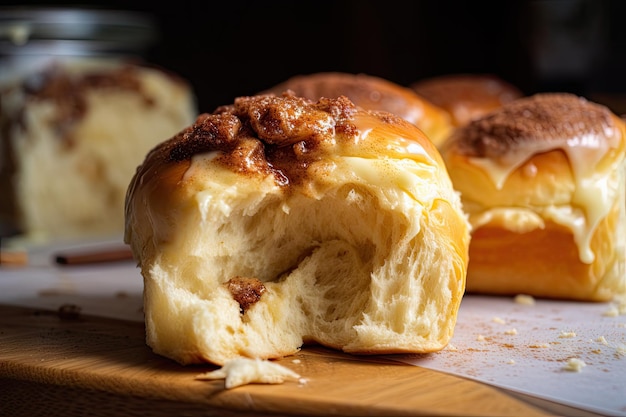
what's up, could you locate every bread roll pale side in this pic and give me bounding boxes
[125,93,470,365]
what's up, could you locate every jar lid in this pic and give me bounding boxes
[0,6,157,58]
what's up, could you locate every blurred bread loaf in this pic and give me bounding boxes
[261,72,454,148]
[124,92,470,365]
[0,59,197,240]
[441,93,626,301]
[411,74,523,128]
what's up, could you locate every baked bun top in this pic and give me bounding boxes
[445,93,623,165]
[411,74,523,127]
[127,92,446,205]
[260,72,453,147]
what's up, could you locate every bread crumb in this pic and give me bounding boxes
[57,304,82,320]
[529,343,549,348]
[292,359,301,364]
[616,344,626,357]
[595,336,608,345]
[504,328,518,335]
[506,359,515,364]
[492,317,506,324]
[562,358,586,372]
[558,331,576,338]
[195,358,302,389]
[445,343,458,351]
[613,294,626,315]
[514,294,535,305]
[476,334,486,341]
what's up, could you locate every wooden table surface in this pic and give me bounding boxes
[0,303,604,417]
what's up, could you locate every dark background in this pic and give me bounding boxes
[4,0,626,114]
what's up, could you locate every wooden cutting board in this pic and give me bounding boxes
[0,303,587,417]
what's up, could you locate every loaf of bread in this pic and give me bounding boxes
[441,93,626,301]
[411,73,523,128]
[124,92,470,365]
[0,59,197,241]
[261,72,454,148]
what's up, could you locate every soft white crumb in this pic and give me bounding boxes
[506,359,516,364]
[504,328,518,335]
[445,343,458,351]
[559,331,576,338]
[476,334,486,341]
[514,294,535,305]
[195,357,302,389]
[292,359,301,364]
[492,317,506,324]
[616,344,626,357]
[562,358,586,372]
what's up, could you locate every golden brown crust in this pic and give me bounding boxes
[262,73,421,122]
[466,203,622,301]
[260,72,453,147]
[410,74,523,127]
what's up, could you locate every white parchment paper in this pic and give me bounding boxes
[387,294,626,416]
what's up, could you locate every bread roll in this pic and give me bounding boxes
[0,59,197,240]
[441,93,626,301]
[261,72,453,148]
[124,92,470,365]
[411,74,523,127]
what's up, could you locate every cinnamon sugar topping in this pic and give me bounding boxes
[451,93,615,158]
[164,93,362,187]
